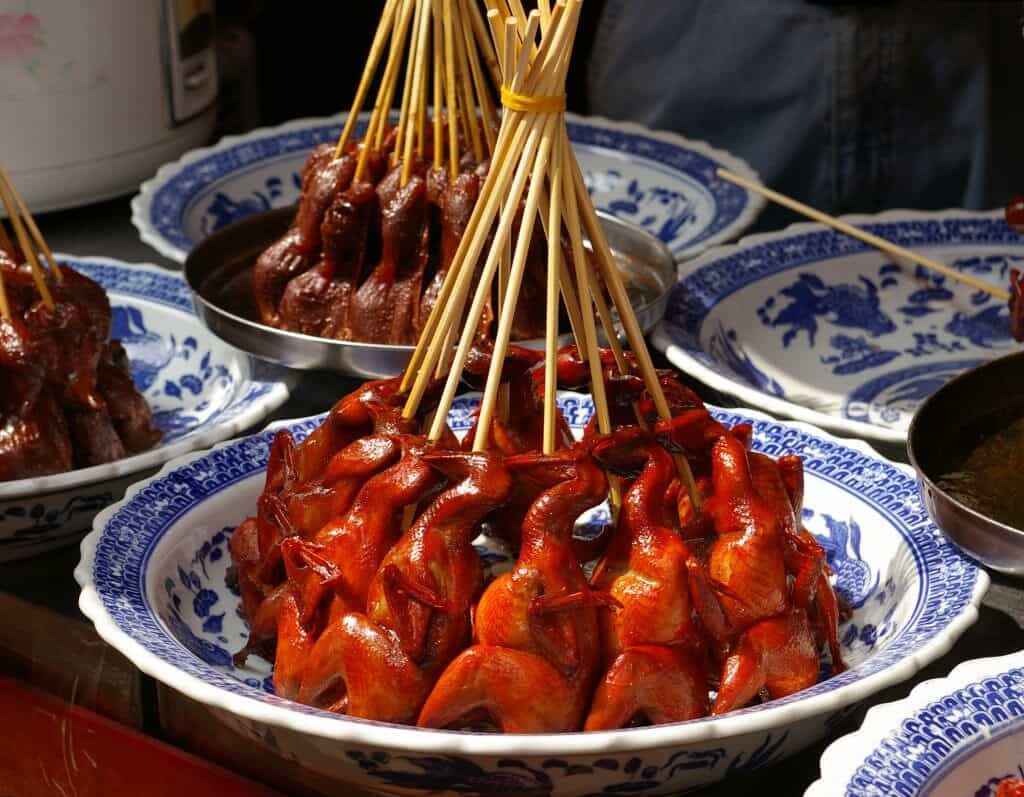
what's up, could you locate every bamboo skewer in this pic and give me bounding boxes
[416,10,429,158]
[717,167,1011,302]
[537,0,552,26]
[0,166,61,282]
[542,137,563,454]
[357,0,417,181]
[450,8,484,163]
[400,0,434,185]
[377,0,418,146]
[561,130,611,440]
[569,153,701,507]
[334,0,400,159]
[468,0,502,88]
[494,16,516,424]
[442,0,462,180]
[432,0,445,171]
[417,4,572,435]
[0,176,54,312]
[506,0,530,34]
[393,0,423,170]
[0,216,9,317]
[458,0,497,154]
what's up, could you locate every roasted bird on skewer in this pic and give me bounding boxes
[252,0,565,346]
[254,129,563,345]
[0,176,160,482]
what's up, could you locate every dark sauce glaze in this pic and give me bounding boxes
[937,414,1024,531]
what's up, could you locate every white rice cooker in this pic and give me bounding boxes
[0,0,218,212]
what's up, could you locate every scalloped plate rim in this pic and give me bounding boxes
[805,649,1024,796]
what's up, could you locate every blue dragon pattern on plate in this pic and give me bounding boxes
[657,212,1024,442]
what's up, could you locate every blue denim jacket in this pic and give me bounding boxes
[586,1,1024,230]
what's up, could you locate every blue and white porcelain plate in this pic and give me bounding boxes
[77,394,986,796]
[131,113,764,264]
[807,650,1024,797]
[653,209,1023,445]
[0,255,291,561]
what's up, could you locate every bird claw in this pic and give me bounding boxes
[529,589,622,616]
[380,564,450,611]
[280,538,345,625]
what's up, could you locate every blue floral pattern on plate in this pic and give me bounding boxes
[654,210,1024,444]
[132,113,764,264]
[0,256,290,561]
[78,394,986,796]
[809,651,1024,797]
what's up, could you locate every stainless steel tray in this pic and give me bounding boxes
[184,207,674,378]
[908,350,1024,574]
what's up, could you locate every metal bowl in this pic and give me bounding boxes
[184,207,674,378]
[908,350,1024,574]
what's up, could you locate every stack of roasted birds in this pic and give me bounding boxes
[230,0,846,733]
[230,345,846,731]
[253,0,557,344]
[0,169,159,481]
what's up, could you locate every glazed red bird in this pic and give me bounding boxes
[274,439,438,700]
[419,444,611,732]
[702,434,820,714]
[585,428,710,730]
[295,450,512,722]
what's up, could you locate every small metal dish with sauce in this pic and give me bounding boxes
[184,208,674,378]
[908,350,1024,574]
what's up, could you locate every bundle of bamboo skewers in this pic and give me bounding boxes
[335,0,502,185]
[255,0,586,345]
[394,0,701,505]
[0,164,63,321]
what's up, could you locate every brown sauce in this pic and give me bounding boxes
[937,415,1024,530]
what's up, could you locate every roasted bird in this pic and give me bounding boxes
[585,427,711,730]
[0,243,160,482]
[419,444,610,732]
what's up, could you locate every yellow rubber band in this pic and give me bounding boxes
[500,86,566,113]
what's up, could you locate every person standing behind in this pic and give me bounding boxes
[584,1,1024,230]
